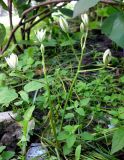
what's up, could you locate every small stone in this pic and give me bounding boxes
[26,143,48,160]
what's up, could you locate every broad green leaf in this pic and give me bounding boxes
[57,131,69,141]
[44,39,57,47]
[66,134,76,148]
[75,145,81,160]
[0,0,8,10]
[75,108,85,116]
[59,8,73,17]
[19,90,29,103]
[0,146,6,153]
[119,76,124,83]
[21,119,35,141]
[24,81,43,92]
[102,12,124,48]
[80,98,90,106]
[1,151,15,160]
[111,127,124,154]
[118,107,124,119]
[0,23,6,45]
[0,87,18,104]
[64,113,74,119]
[81,132,94,141]
[13,0,30,16]
[73,0,100,17]
[23,105,35,121]
[63,144,72,155]
[63,125,80,134]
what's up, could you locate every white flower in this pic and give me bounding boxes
[5,53,18,69]
[80,22,84,33]
[36,29,46,42]
[81,13,89,26]
[40,44,45,54]
[59,16,69,33]
[103,49,112,65]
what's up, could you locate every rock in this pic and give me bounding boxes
[0,123,21,150]
[26,143,48,160]
[0,111,16,123]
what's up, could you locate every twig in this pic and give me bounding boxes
[22,8,49,25]
[8,0,23,52]
[0,0,119,55]
[0,0,71,55]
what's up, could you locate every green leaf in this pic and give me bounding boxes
[0,0,8,10]
[81,132,94,141]
[102,12,124,48]
[63,125,80,134]
[75,108,85,116]
[63,144,72,155]
[66,134,76,148]
[119,76,124,83]
[0,87,18,104]
[118,107,124,119]
[24,81,43,92]
[111,127,124,154]
[73,0,100,17]
[75,145,81,160]
[64,113,74,119]
[13,0,30,16]
[0,146,6,153]
[57,131,69,141]
[80,98,90,106]
[0,23,6,45]
[23,105,35,121]
[1,151,15,160]
[59,8,73,17]
[19,90,29,103]
[44,39,57,47]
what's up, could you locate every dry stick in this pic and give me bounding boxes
[25,11,54,32]
[25,3,66,32]
[26,8,40,41]
[8,0,23,52]
[100,0,118,4]
[22,8,50,25]
[0,0,118,55]
[0,0,72,55]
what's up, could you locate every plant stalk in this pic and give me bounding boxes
[60,28,88,130]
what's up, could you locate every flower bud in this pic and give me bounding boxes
[81,13,89,26]
[5,53,18,69]
[40,44,45,54]
[59,16,69,33]
[36,29,46,42]
[80,22,84,33]
[103,49,112,65]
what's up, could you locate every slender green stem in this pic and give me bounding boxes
[42,50,58,147]
[60,28,88,130]
[66,33,79,62]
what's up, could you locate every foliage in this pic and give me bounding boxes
[0,0,124,159]
[0,146,15,160]
[0,23,6,46]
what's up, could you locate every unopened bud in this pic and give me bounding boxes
[103,49,112,65]
[36,29,46,42]
[80,22,84,33]
[5,53,18,69]
[59,16,69,33]
[81,13,89,26]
